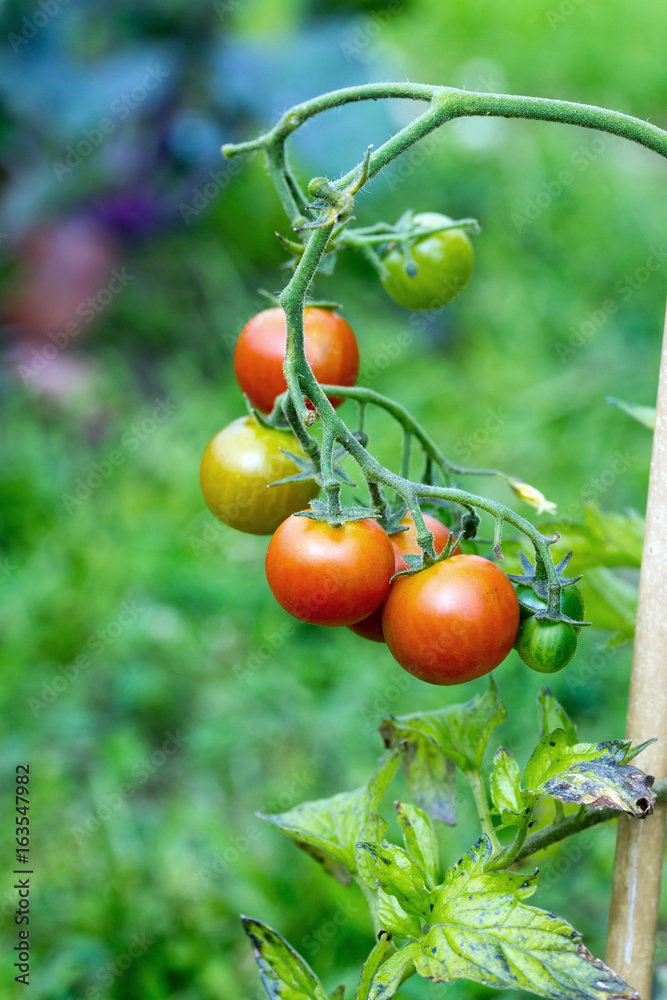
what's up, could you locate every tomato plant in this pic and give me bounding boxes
[210,79,667,999]
[348,512,458,643]
[380,212,474,310]
[382,554,521,684]
[265,514,394,626]
[199,416,315,534]
[233,306,359,413]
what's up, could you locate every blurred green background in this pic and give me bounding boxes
[0,0,666,997]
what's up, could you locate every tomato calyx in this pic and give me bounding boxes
[269,443,357,490]
[390,529,462,581]
[295,496,381,528]
[508,551,590,628]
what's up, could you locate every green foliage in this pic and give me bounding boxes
[247,685,654,999]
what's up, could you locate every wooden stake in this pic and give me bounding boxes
[606,301,667,997]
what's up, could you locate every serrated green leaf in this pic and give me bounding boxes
[524,730,656,816]
[413,838,639,1000]
[388,727,457,826]
[260,753,399,885]
[369,943,420,1000]
[353,932,393,1000]
[395,802,439,887]
[381,676,506,776]
[490,748,523,817]
[241,917,329,1000]
[356,843,430,920]
[537,688,578,744]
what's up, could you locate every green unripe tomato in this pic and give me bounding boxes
[515,585,585,634]
[515,617,578,674]
[200,416,316,535]
[380,212,474,311]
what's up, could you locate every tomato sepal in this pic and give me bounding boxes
[295,497,381,527]
[269,447,357,490]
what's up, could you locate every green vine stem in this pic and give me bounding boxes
[224,83,666,619]
[318,383,523,487]
[466,769,501,854]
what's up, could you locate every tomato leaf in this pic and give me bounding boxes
[259,752,400,885]
[368,943,420,1000]
[355,842,430,919]
[541,502,644,571]
[385,725,457,826]
[490,747,524,823]
[381,675,506,777]
[537,688,577,744]
[523,730,656,817]
[413,837,639,999]
[241,916,329,1000]
[395,802,440,887]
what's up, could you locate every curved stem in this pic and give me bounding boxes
[224,84,667,173]
[318,384,515,483]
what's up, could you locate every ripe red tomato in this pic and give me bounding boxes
[233,307,360,413]
[382,554,520,684]
[199,416,315,535]
[265,515,394,627]
[348,513,458,643]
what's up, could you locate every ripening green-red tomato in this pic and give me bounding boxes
[199,416,316,535]
[348,513,459,643]
[265,515,395,627]
[382,554,520,684]
[515,585,585,634]
[233,307,360,413]
[381,212,474,311]
[515,617,578,674]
